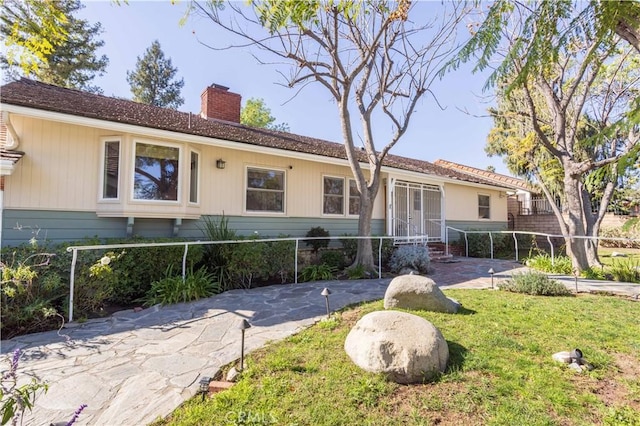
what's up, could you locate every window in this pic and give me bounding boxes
[349,179,360,215]
[323,177,344,214]
[102,140,120,199]
[189,151,199,203]
[478,194,490,219]
[324,177,361,216]
[246,167,285,212]
[133,142,180,201]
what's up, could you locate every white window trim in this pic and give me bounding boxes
[188,148,201,206]
[98,136,122,202]
[478,193,491,220]
[244,165,287,215]
[322,175,346,216]
[130,139,182,204]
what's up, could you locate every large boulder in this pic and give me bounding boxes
[384,275,460,313]
[344,310,449,384]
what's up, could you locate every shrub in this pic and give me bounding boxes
[200,214,237,290]
[339,235,395,268]
[42,237,203,306]
[339,234,358,263]
[372,238,395,269]
[498,272,572,296]
[600,225,640,248]
[226,238,267,289]
[463,231,512,258]
[72,252,121,319]
[298,264,335,282]
[1,250,63,339]
[263,236,296,284]
[141,265,220,306]
[609,258,640,283]
[320,250,346,270]
[388,245,430,274]
[104,238,203,305]
[304,227,330,253]
[525,254,573,274]
[346,264,367,279]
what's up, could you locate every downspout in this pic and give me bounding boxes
[2,112,21,150]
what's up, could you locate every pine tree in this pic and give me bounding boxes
[1,0,108,93]
[126,40,184,109]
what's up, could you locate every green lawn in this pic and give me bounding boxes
[599,247,640,267]
[157,290,640,426]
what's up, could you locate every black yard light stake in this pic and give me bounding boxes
[321,288,332,318]
[238,319,251,372]
[488,268,495,289]
[198,376,211,401]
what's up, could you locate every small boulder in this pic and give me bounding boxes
[552,351,572,364]
[384,275,460,313]
[344,310,449,384]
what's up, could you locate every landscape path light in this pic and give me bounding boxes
[488,268,495,289]
[238,319,251,372]
[321,287,332,318]
[198,376,211,401]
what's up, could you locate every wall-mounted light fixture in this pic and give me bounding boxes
[216,159,226,169]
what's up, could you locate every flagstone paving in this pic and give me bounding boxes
[1,257,637,425]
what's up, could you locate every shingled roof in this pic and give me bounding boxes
[0,78,509,189]
[434,159,537,192]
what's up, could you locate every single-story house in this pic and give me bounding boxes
[0,78,512,247]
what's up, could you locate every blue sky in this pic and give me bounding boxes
[78,1,509,175]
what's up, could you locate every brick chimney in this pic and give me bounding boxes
[200,84,242,123]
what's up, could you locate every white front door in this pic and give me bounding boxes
[391,181,442,241]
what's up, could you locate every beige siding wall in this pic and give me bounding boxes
[4,116,101,211]
[444,183,507,222]
[4,116,386,219]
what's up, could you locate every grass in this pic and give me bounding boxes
[156,290,640,426]
[598,247,640,267]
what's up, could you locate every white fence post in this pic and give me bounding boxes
[182,243,189,281]
[69,249,78,322]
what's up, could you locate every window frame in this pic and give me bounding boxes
[244,165,287,214]
[322,175,346,216]
[478,193,491,219]
[98,137,122,202]
[188,149,200,205]
[131,139,182,204]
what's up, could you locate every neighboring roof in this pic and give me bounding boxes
[0,78,509,189]
[434,159,536,192]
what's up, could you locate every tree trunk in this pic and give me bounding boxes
[563,172,591,272]
[352,186,376,271]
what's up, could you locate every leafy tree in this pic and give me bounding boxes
[462,1,640,271]
[241,97,290,131]
[126,40,185,109]
[1,0,108,92]
[190,0,468,270]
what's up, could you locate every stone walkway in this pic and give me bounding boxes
[1,257,638,425]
